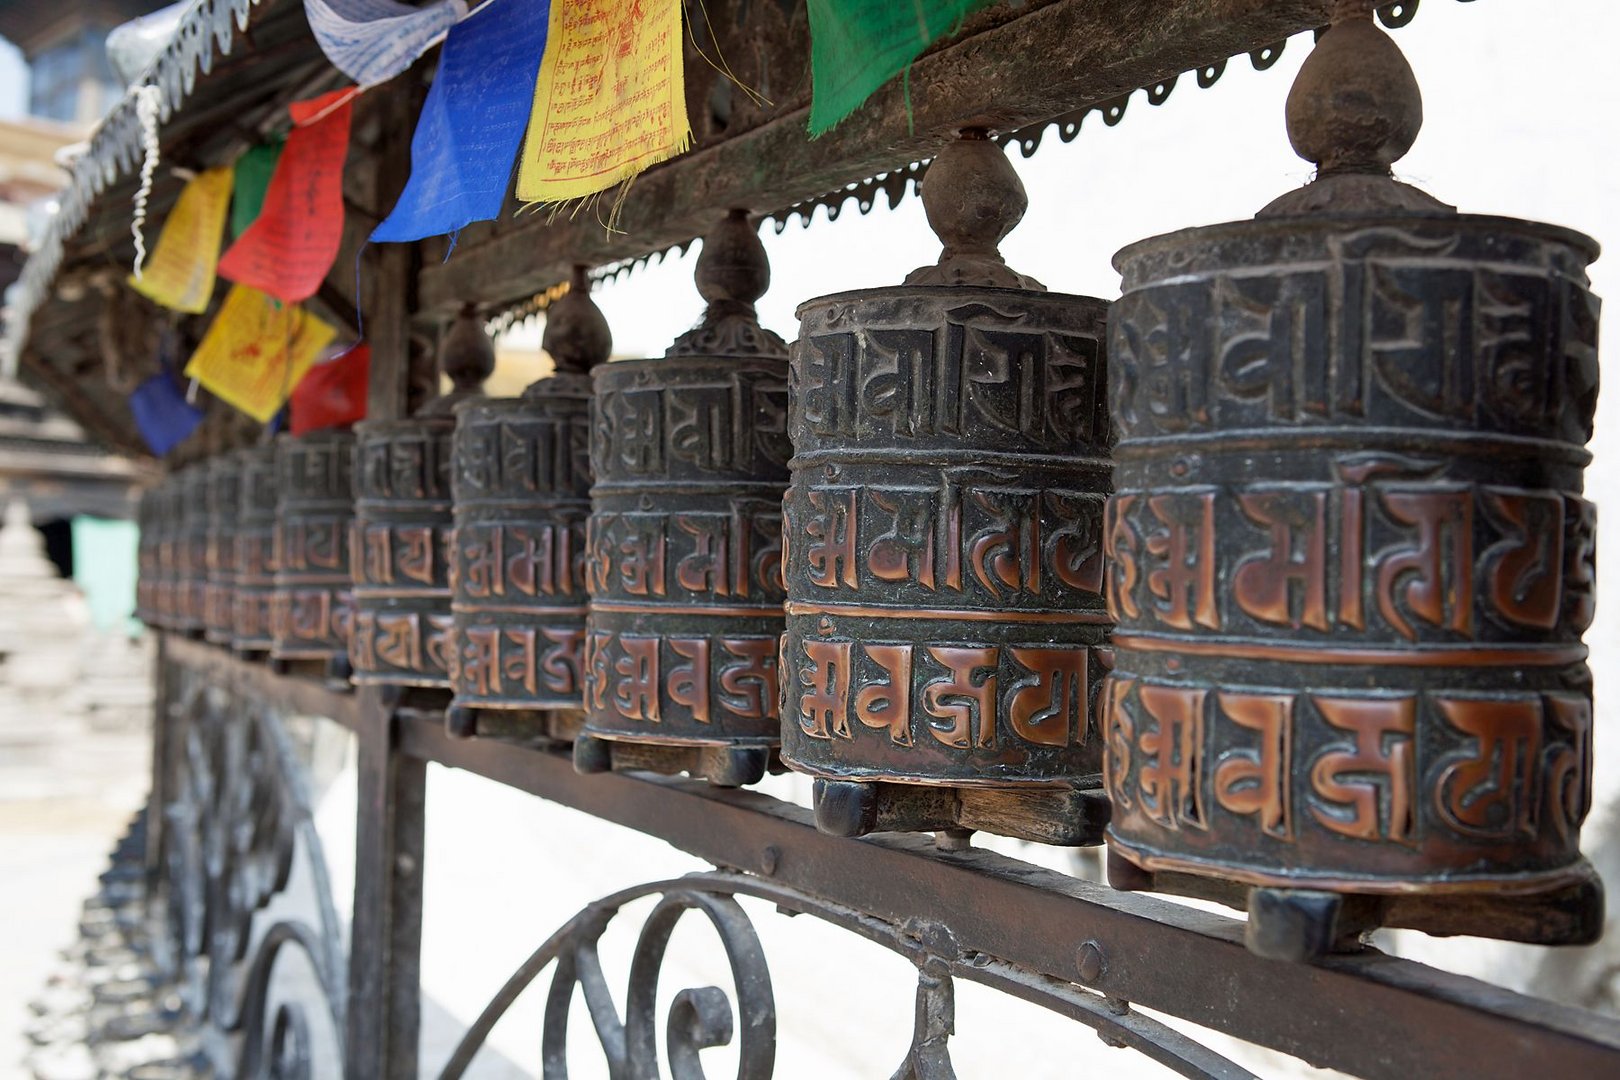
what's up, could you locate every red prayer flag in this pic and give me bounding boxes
[218,89,355,303]
[290,342,370,435]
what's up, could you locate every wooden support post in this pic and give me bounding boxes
[347,687,427,1078]
[346,76,429,1080]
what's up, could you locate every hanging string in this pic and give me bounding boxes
[130,84,164,281]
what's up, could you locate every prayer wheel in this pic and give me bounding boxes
[271,429,357,678]
[350,309,490,689]
[135,484,159,626]
[574,212,791,787]
[174,465,209,636]
[151,478,178,629]
[446,270,607,741]
[204,455,241,645]
[1102,6,1602,958]
[780,133,1113,845]
[232,446,279,654]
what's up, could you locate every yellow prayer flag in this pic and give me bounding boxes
[184,285,338,422]
[128,167,233,314]
[515,0,691,203]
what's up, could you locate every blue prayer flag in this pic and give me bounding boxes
[371,0,550,245]
[130,373,204,456]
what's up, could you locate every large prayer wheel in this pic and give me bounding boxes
[350,309,490,689]
[232,446,278,654]
[1102,7,1602,958]
[446,271,606,739]
[575,212,791,787]
[272,429,356,676]
[174,465,209,636]
[779,134,1112,845]
[204,455,241,644]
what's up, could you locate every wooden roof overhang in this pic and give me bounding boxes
[3,0,1361,461]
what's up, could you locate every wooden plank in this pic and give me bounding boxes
[418,0,1332,318]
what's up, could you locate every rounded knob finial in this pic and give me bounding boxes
[695,208,770,314]
[441,303,494,394]
[542,265,612,376]
[906,130,1042,289]
[1286,3,1422,177]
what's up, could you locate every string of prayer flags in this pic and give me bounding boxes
[230,140,284,239]
[129,372,204,456]
[184,285,338,423]
[290,342,370,434]
[516,0,690,204]
[806,0,996,136]
[372,0,550,244]
[304,0,467,89]
[127,166,232,314]
[218,90,354,303]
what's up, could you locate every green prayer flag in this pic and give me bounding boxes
[230,139,285,239]
[807,0,995,136]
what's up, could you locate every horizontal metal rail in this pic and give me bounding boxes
[160,633,1620,1080]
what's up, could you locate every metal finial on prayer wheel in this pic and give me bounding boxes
[779,132,1113,844]
[204,456,241,645]
[1103,10,1602,959]
[350,308,489,690]
[574,212,792,786]
[271,429,356,679]
[231,446,279,654]
[446,268,607,741]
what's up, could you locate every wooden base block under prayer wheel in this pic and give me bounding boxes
[351,308,491,692]
[1101,8,1603,958]
[779,133,1113,846]
[445,270,606,744]
[271,430,357,684]
[575,212,791,787]
[231,446,278,656]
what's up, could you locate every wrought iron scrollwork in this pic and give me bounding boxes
[153,660,348,1078]
[443,873,1256,1080]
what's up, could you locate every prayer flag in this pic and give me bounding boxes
[218,90,354,304]
[516,0,690,204]
[230,140,284,239]
[304,0,467,89]
[372,0,550,243]
[127,167,232,314]
[129,373,204,456]
[290,342,370,434]
[184,285,338,423]
[806,0,995,136]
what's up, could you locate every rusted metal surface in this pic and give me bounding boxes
[204,455,241,644]
[1102,10,1603,952]
[271,430,356,668]
[231,446,278,654]
[578,214,791,785]
[447,272,605,722]
[779,135,1113,842]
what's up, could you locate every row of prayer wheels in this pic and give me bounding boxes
[136,9,1601,961]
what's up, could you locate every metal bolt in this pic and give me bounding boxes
[760,844,780,875]
[1076,940,1106,984]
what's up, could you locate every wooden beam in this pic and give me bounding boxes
[417,0,1333,318]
